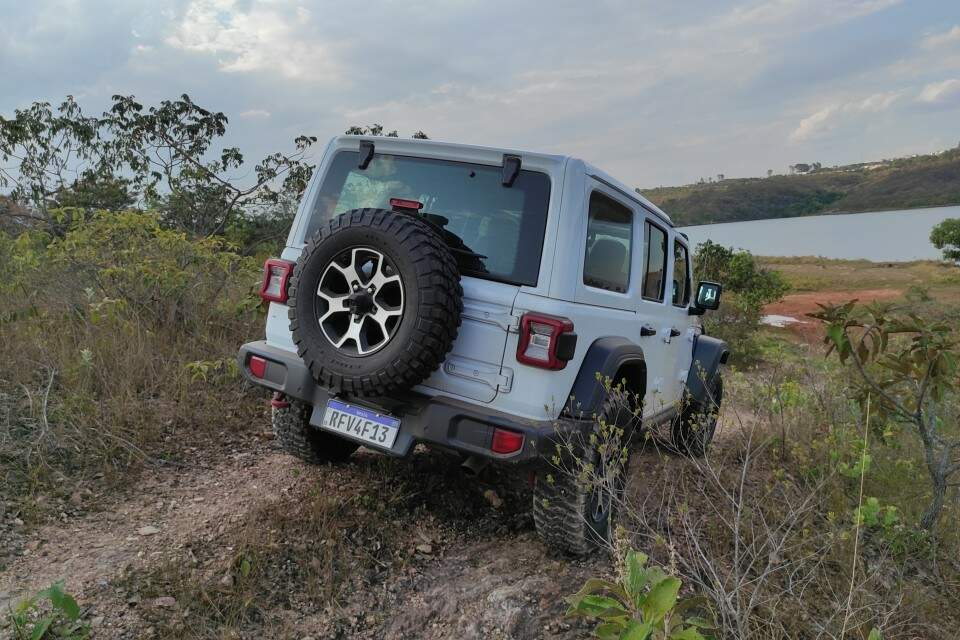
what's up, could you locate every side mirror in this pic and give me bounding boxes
[694,281,722,311]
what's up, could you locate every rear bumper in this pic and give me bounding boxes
[237,340,589,463]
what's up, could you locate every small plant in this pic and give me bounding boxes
[566,548,714,639]
[7,581,89,639]
[810,301,959,529]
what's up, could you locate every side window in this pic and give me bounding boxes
[583,191,633,293]
[642,222,667,301]
[672,240,691,306]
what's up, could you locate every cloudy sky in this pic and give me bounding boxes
[1,0,959,186]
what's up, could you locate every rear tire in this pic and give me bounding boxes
[272,400,358,464]
[533,390,638,555]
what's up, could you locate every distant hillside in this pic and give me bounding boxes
[641,147,960,226]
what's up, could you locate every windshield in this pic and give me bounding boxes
[304,151,551,286]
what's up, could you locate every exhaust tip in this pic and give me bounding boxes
[460,455,489,477]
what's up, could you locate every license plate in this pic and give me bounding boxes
[319,399,400,450]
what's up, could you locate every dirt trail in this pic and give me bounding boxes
[0,434,607,639]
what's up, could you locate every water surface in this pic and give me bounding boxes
[678,206,959,261]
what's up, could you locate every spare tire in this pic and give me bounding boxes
[288,208,463,396]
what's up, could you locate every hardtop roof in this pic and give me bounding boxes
[327,135,674,227]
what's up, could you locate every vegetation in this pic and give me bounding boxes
[693,240,789,358]
[6,581,88,639]
[811,301,959,529]
[0,211,261,515]
[930,218,960,262]
[566,541,714,640]
[642,147,960,225]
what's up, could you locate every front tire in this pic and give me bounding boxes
[673,374,723,457]
[272,400,358,464]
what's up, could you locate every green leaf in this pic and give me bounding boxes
[641,577,681,623]
[626,551,649,599]
[596,622,623,640]
[621,620,654,640]
[868,628,883,640]
[239,557,252,578]
[567,578,630,605]
[670,628,706,640]
[58,591,81,620]
[31,616,54,640]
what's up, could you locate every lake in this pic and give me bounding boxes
[678,205,960,261]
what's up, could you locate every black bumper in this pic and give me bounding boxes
[237,341,590,463]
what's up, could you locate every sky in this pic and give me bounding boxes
[1,0,959,187]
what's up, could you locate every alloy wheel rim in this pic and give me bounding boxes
[315,247,404,356]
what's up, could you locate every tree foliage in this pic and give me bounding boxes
[345,124,429,139]
[0,94,317,238]
[930,218,960,262]
[810,301,959,529]
[693,241,788,357]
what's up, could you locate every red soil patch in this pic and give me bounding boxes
[763,288,903,342]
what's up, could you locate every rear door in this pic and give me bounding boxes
[418,277,518,402]
[660,235,695,404]
[637,216,676,416]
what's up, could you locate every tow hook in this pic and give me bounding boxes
[270,392,290,409]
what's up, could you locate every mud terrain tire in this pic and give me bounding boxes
[288,208,463,397]
[272,399,358,464]
[673,374,723,457]
[533,390,638,555]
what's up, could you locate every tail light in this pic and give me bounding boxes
[259,259,294,303]
[516,312,576,370]
[248,355,268,378]
[491,428,524,454]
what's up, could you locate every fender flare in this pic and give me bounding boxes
[564,336,646,418]
[685,334,730,405]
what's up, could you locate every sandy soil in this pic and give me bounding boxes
[763,288,903,341]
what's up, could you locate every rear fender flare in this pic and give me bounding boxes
[564,337,646,418]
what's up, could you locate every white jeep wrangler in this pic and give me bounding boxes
[238,135,727,555]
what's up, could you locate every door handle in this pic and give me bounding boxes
[669,327,682,338]
[640,325,657,337]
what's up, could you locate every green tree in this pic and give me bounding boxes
[346,124,429,139]
[811,301,959,529]
[930,218,960,262]
[692,241,788,357]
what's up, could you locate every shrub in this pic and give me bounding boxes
[6,581,88,639]
[930,218,960,263]
[0,210,263,512]
[693,241,788,357]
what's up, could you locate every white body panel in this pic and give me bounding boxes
[263,136,696,422]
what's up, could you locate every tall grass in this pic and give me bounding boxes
[0,210,263,515]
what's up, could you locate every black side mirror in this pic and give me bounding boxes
[695,281,722,310]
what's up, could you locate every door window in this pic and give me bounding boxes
[642,222,668,301]
[583,192,633,293]
[672,240,691,306]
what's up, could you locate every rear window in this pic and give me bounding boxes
[305,151,552,286]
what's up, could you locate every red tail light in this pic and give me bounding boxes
[259,259,294,303]
[516,312,576,370]
[491,428,524,454]
[389,197,424,212]
[248,356,267,379]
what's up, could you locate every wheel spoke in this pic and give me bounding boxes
[317,293,350,324]
[370,259,401,291]
[334,320,363,349]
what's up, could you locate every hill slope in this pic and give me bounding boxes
[641,147,960,225]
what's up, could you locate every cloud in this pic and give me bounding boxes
[917,78,960,106]
[790,91,902,141]
[165,0,337,81]
[238,109,271,119]
[922,25,960,49]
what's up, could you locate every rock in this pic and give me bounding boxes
[415,543,433,555]
[24,540,41,552]
[13,518,24,527]
[152,596,176,608]
[138,525,160,536]
[219,573,234,588]
[69,491,84,506]
[483,489,503,509]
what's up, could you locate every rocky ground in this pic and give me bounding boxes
[0,424,613,639]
